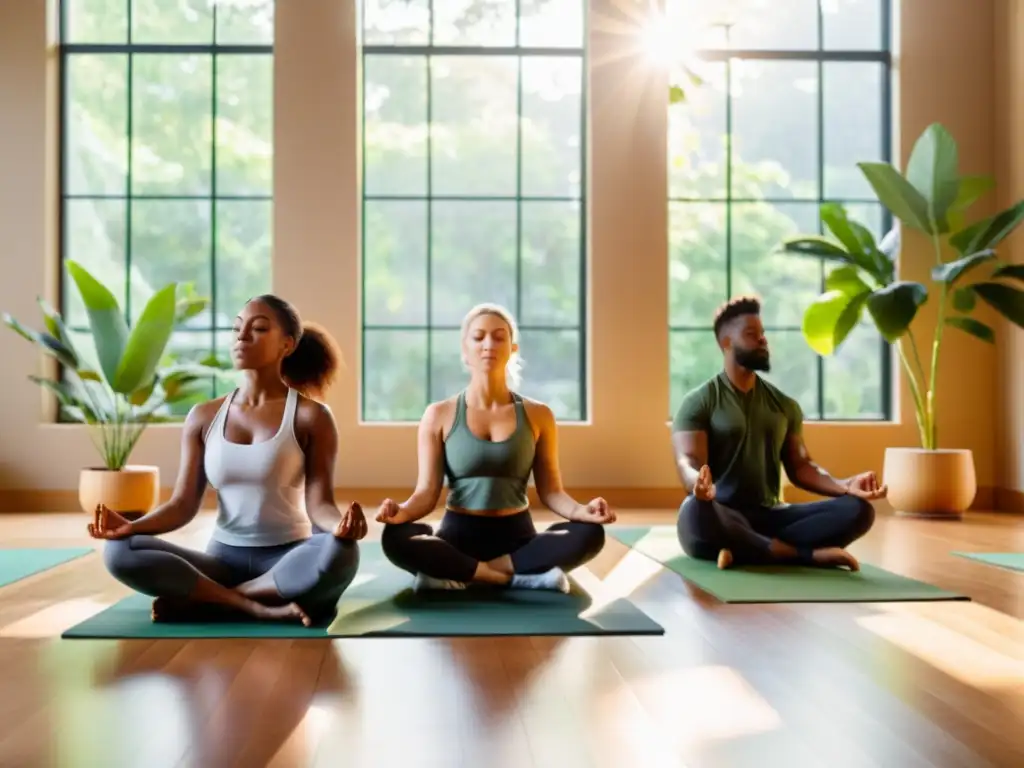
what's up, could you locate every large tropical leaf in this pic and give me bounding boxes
[825,265,872,296]
[991,263,1024,283]
[949,200,1024,255]
[66,260,129,386]
[819,204,890,281]
[857,161,933,233]
[111,282,179,395]
[931,249,995,284]
[945,175,994,230]
[972,282,1024,328]
[905,123,960,229]
[945,316,994,343]
[802,289,869,356]
[866,281,929,341]
[779,235,852,261]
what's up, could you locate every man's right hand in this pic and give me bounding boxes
[694,465,717,502]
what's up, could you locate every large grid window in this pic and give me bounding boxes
[360,0,588,422]
[59,1,275,413]
[667,0,894,421]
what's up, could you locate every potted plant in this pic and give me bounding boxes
[780,122,1024,517]
[3,260,225,517]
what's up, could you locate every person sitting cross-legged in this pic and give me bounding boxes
[670,295,885,571]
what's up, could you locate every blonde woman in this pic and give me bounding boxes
[376,303,613,592]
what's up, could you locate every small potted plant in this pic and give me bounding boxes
[780,122,1024,517]
[4,260,226,517]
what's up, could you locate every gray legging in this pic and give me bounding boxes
[103,527,360,622]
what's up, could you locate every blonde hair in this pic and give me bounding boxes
[460,302,524,388]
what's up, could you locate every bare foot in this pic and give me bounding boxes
[151,596,183,623]
[151,596,311,625]
[717,549,733,569]
[812,547,859,571]
[254,602,312,626]
[150,597,236,623]
[235,573,287,605]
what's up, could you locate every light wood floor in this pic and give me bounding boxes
[0,508,1023,767]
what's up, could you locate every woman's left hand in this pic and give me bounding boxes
[575,497,616,524]
[334,502,368,541]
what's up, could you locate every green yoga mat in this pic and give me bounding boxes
[62,543,663,639]
[0,547,93,588]
[953,552,1024,573]
[609,526,968,604]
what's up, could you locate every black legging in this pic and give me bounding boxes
[676,494,876,565]
[381,509,606,582]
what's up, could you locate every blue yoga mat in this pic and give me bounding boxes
[0,547,94,588]
[62,543,665,639]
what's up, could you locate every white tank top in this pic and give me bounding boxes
[203,388,313,547]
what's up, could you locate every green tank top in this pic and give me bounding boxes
[444,391,536,511]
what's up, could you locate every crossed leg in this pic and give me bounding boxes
[103,533,360,624]
[676,494,875,569]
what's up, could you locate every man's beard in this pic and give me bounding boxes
[735,346,770,372]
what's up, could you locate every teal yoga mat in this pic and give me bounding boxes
[610,526,968,604]
[953,552,1024,573]
[62,543,664,639]
[0,547,93,588]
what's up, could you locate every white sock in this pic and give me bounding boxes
[414,573,467,591]
[510,568,570,593]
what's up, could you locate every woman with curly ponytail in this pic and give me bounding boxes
[88,294,366,628]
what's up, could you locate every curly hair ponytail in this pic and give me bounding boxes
[249,295,342,400]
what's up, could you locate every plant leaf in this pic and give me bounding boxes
[66,260,129,386]
[972,282,1024,328]
[949,199,1024,255]
[819,204,891,282]
[878,223,901,262]
[27,375,100,421]
[866,281,929,341]
[112,282,179,395]
[825,265,872,296]
[2,313,79,370]
[950,174,994,212]
[779,235,851,261]
[931,249,996,284]
[35,297,84,370]
[128,377,158,407]
[952,286,976,312]
[906,123,960,229]
[991,263,1024,283]
[802,290,869,356]
[857,161,933,233]
[162,379,216,405]
[945,316,994,343]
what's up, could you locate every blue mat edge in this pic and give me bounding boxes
[0,547,95,587]
[952,551,1024,573]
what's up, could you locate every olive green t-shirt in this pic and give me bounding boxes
[672,372,803,508]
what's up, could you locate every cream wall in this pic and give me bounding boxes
[995,0,1024,504]
[0,0,1013,510]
